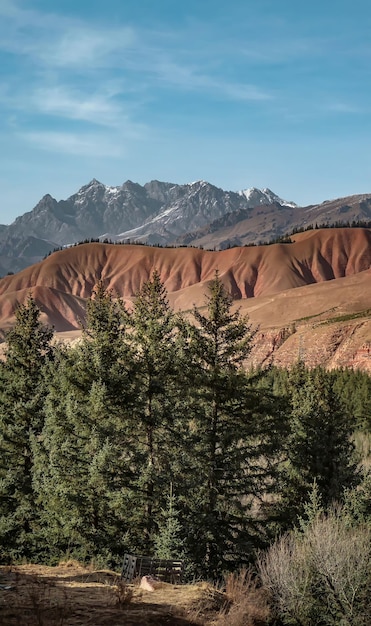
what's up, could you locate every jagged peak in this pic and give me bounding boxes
[238,186,297,208]
[123,179,147,189]
[186,180,224,193]
[187,179,210,187]
[76,178,105,194]
[145,179,175,188]
[238,187,267,200]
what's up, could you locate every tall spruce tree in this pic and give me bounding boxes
[36,284,137,563]
[0,296,54,560]
[279,364,359,526]
[331,368,371,432]
[128,270,185,550]
[183,272,283,578]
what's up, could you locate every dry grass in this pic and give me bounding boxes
[0,563,225,625]
[184,582,230,624]
[214,569,270,626]
[0,563,272,625]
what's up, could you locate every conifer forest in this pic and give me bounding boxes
[1,272,371,625]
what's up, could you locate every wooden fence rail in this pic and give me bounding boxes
[121,553,184,583]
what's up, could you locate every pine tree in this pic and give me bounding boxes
[331,368,371,432]
[0,296,54,560]
[36,284,137,563]
[183,272,282,578]
[77,280,133,399]
[154,483,185,560]
[128,270,185,549]
[279,364,359,526]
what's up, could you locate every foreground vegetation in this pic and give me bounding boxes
[0,560,270,626]
[1,271,371,624]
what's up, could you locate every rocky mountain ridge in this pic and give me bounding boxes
[3,179,294,241]
[1,179,371,275]
[177,194,371,249]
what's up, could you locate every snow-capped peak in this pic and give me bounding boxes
[187,180,209,187]
[87,178,103,187]
[238,187,297,208]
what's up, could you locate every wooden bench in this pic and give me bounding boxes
[121,553,184,583]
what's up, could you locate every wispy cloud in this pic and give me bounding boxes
[324,102,362,114]
[0,0,272,104]
[143,58,272,101]
[0,1,136,69]
[0,79,147,141]
[213,81,272,102]
[20,130,125,157]
[34,26,136,70]
[28,86,143,131]
[0,2,149,147]
[240,37,328,64]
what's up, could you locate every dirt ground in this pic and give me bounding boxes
[0,562,225,626]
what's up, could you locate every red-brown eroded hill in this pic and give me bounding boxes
[0,228,370,335]
[1,228,371,371]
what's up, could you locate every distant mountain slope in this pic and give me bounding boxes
[0,180,295,273]
[109,182,295,244]
[177,194,371,249]
[1,227,371,370]
[1,179,371,274]
[0,235,59,275]
[0,227,370,328]
[5,179,166,244]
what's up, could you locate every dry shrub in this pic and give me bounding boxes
[216,569,270,626]
[25,576,68,626]
[258,532,312,625]
[195,585,228,613]
[186,583,229,624]
[258,513,371,626]
[112,578,135,606]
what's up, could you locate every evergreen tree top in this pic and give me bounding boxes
[5,295,54,366]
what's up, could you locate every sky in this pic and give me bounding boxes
[1,0,371,224]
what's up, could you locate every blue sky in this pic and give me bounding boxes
[1,0,371,224]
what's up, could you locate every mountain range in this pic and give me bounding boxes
[2,178,371,276]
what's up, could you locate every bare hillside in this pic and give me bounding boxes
[1,228,371,370]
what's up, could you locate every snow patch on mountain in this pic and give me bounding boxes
[238,187,297,208]
[105,185,120,195]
